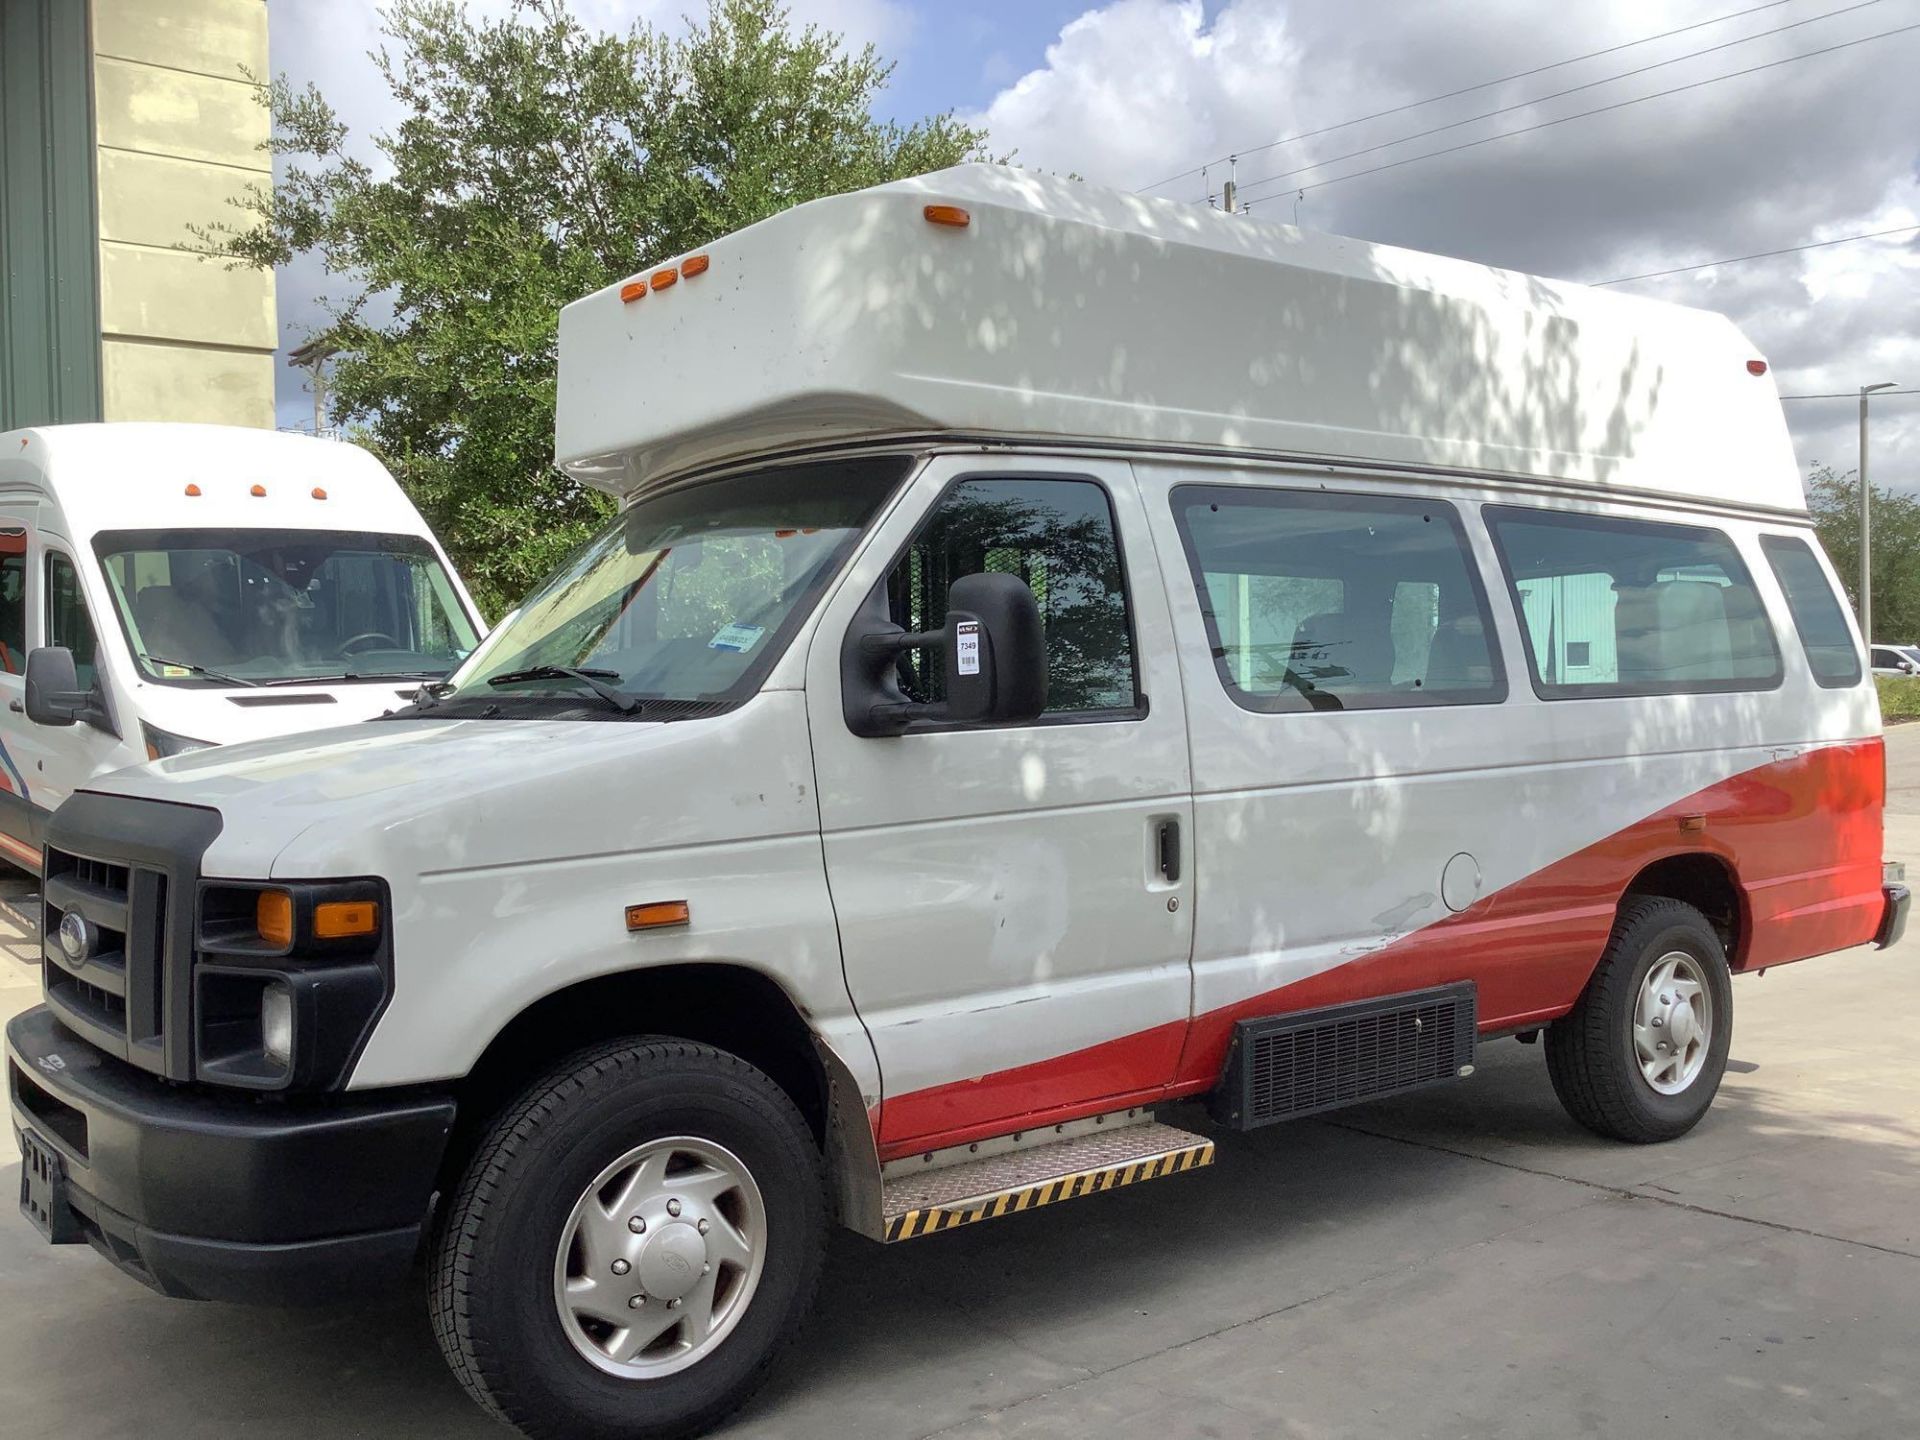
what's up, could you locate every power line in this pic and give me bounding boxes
[1593,224,1920,284]
[1137,0,1800,195]
[1232,21,1920,203]
[1780,389,1920,399]
[1230,0,1885,202]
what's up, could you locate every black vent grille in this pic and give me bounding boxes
[42,848,174,1077]
[1212,983,1476,1130]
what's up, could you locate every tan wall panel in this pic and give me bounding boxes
[101,339,274,428]
[96,148,264,251]
[93,55,269,171]
[98,241,275,350]
[92,0,267,84]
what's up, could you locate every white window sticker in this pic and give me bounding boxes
[955,620,981,676]
[709,622,766,653]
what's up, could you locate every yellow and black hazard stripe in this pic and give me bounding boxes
[882,1139,1215,1242]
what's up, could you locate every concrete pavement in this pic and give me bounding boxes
[3,733,1919,1439]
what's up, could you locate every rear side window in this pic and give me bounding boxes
[1763,535,1862,688]
[1171,485,1504,712]
[0,530,24,674]
[1486,507,1780,698]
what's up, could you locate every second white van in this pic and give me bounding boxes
[0,423,483,872]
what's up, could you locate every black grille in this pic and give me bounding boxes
[40,794,222,1081]
[1212,983,1477,1130]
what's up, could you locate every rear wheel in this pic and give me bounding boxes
[1546,897,1733,1143]
[430,1039,825,1440]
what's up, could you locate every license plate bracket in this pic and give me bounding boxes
[18,1129,83,1244]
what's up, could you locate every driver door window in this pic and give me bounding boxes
[883,477,1139,718]
[46,553,100,691]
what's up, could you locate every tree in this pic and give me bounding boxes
[1806,462,1920,641]
[202,0,987,616]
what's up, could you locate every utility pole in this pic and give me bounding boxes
[1860,381,1897,641]
[288,337,341,437]
[1221,155,1238,214]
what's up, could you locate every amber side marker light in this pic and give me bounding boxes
[626,900,690,932]
[311,486,328,500]
[620,281,647,303]
[924,204,970,228]
[650,268,678,292]
[1678,814,1708,833]
[681,254,710,279]
[1747,359,1769,376]
[250,483,267,497]
[184,483,202,497]
[257,890,295,948]
[314,899,380,939]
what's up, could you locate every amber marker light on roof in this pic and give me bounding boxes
[185,484,202,496]
[620,281,647,303]
[681,254,710,279]
[924,204,970,228]
[626,900,690,932]
[250,484,267,497]
[1747,360,1768,376]
[312,487,328,499]
[650,268,678,291]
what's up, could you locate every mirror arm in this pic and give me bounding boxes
[858,629,943,659]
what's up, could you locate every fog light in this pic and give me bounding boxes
[261,982,294,1067]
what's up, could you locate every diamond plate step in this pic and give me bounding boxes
[880,1119,1214,1241]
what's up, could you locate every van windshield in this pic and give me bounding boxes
[438,456,908,714]
[92,528,480,687]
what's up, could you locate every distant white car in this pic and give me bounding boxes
[1869,644,1920,676]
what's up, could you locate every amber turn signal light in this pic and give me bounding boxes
[314,899,380,939]
[626,900,690,932]
[257,890,295,948]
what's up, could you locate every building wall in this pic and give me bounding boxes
[1,0,104,430]
[90,0,274,427]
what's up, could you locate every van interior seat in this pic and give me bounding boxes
[1615,579,1733,682]
[1422,614,1492,689]
[134,584,237,666]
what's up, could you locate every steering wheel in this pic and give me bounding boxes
[339,632,400,655]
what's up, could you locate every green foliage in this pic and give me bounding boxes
[1875,675,1920,722]
[199,0,987,616]
[1806,462,1920,644]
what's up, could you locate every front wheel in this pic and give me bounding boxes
[429,1039,826,1440]
[1546,896,1733,1143]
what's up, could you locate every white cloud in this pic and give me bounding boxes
[969,0,1920,491]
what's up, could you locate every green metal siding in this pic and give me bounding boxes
[1,0,102,429]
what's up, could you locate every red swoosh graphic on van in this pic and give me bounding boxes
[876,737,1885,1158]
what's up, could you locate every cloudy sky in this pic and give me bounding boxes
[265,0,1920,490]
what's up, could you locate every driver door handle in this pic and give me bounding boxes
[6,700,21,713]
[1156,818,1181,884]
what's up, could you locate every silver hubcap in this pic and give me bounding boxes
[552,1137,766,1378]
[1634,951,1714,1095]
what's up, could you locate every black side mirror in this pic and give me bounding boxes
[843,571,1048,736]
[24,647,109,731]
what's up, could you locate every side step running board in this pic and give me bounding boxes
[881,1119,1213,1242]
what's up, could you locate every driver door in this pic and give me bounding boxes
[805,455,1195,1154]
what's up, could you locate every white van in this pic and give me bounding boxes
[8,168,1902,1439]
[0,422,483,872]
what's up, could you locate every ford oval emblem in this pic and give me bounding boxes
[57,912,92,966]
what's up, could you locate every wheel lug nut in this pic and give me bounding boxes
[611,1259,630,1276]
[1651,1017,1663,1027]
[628,1215,646,1234]
[666,1199,682,1217]
[628,1294,645,1309]
[668,1298,681,1309]
[1660,993,1672,1004]
[697,1219,710,1235]
[702,1262,711,1275]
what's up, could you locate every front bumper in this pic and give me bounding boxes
[8,1005,455,1304]
[1876,883,1910,950]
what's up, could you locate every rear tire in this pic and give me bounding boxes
[1546,896,1732,1143]
[429,1038,826,1440]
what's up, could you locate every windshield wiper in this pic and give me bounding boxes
[256,669,449,688]
[141,654,259,688]
[486,665,644,714]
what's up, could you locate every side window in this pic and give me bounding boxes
[0,530,26,675]
[1486,507,1781,698]
[46,552,100,691]
[886,476,1137,716]
[1171,485,1504,712]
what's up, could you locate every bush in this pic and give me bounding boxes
[1875,675,1920,722]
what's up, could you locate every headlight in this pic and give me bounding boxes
[142,722,214,760]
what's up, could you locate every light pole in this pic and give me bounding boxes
[1860,381,1898,643]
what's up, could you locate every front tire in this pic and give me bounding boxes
[1546,896,1733,1143]
[429,1039,826,1440]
